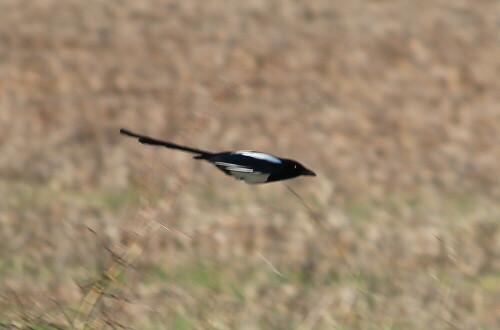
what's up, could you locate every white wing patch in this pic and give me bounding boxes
[214,161,254,172]
[214,161,270,183]
[233,150,282,164]
[229,171,270,184]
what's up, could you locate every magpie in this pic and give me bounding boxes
[120,128,316,184]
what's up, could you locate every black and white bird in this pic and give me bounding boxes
[120,128,316,184]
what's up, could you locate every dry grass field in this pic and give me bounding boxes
[1,0,499,329]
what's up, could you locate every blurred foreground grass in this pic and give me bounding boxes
[1,177,498,328]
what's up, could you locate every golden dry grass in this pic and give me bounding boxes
[0,0,499,329]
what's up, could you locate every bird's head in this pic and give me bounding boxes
[285,159,316,178]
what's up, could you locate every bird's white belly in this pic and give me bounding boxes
[229,171,270,183]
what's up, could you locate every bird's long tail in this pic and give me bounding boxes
[120,128,213,157]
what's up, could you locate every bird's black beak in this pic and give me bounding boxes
[302,168,316,176]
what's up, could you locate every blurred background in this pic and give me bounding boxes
[0,0,499,328]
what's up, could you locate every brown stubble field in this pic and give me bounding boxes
[0,0,499,329]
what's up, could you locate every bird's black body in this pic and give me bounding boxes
[120,128,316,184]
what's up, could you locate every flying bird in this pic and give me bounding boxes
[120,128,316,184]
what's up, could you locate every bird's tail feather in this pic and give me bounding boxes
[120,128,213,156]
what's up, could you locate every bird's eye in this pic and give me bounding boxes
[294,165,297,169]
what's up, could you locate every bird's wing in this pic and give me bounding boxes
[232,151,282,164]
[209,152,283,174]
